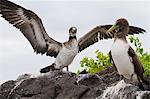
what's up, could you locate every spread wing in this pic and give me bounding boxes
[128,26,145,35]
[78,25,112,52]
[78,25,145,52]
[128,47,144,78]
[0,0,62,57]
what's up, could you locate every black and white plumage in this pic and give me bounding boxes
[0,0,146,73]
[108,18,148,90]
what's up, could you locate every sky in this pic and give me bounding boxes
[0,0,150,84]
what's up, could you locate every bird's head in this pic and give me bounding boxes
[69,26,77,37]
[107,18,129,38]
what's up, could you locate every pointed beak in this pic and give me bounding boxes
[106,24,120,35]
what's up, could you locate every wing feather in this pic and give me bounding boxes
[78,25,145,52]
[78,25,113,52]
[0,0,62,57]
[128,47,144,78]
[129,26,145,35]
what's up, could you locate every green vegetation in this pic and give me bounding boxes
[79,36,150,76]
[80,51,111,73]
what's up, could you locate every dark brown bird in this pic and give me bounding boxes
[108,18,149,90]
[0,0,146,73]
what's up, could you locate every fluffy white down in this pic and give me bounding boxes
[54,40,78,69]
[111,39,137,80]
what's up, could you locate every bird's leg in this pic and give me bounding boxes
[63,66,76,77]
[66,66,69,71]
[119,75,124,81]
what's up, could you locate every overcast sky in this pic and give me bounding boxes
[0,0,150,84]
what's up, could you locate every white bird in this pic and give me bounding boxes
[108,18,149,90]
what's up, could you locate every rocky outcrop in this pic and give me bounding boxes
[0,68,150,99]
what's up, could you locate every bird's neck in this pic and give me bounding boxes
[69,36,77,40]
[114,33,127,43]
[65,36,78,49]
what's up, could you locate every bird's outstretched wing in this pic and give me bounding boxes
[78,25,145,52]
[78,25,112,52]
[128,26,145,35]
[0,0,62,57]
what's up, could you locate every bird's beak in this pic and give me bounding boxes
[106,24,120,35]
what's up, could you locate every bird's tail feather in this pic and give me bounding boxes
[40,63,59,73]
